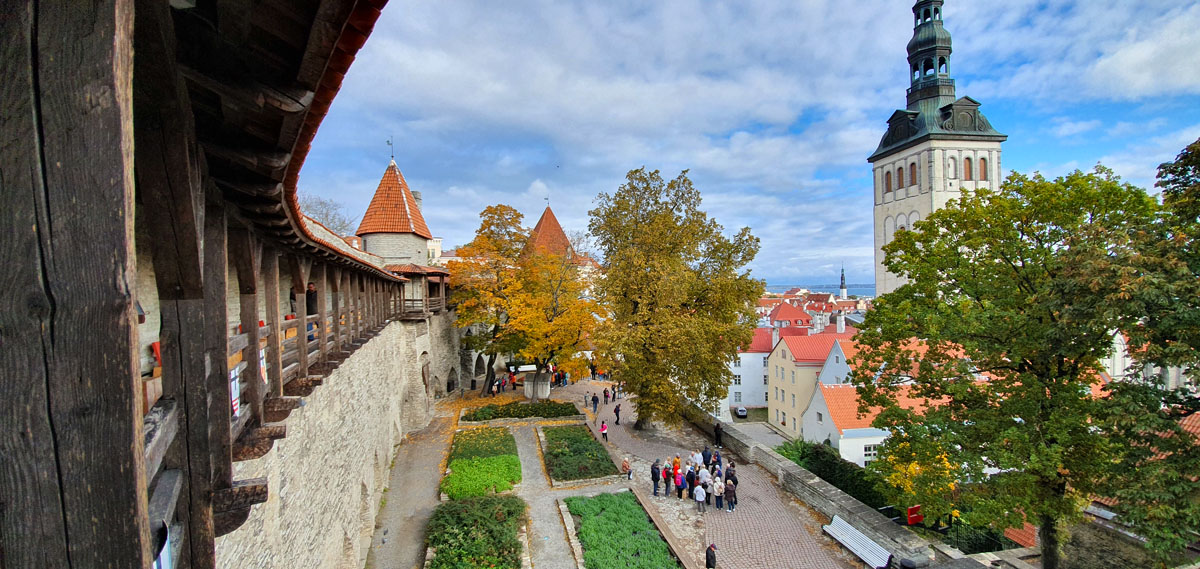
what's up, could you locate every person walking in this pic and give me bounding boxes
[713,477,725,511]
[600,421,609,442]
[706,544,718,569]
[694,482,707,513]
[714,422,723,448]
[699,470,712,505]
[725,480,737,512]
[651,459,661,496]
[613,403,621,425]
[591,393,599,414]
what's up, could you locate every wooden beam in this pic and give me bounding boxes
[330,266,343,354]
[262,248,285,399]
[143,399,180,481]
[263,396,304,423]
[0,0,149,564]
[290,255,313,378]
[179,63,314,114]
[314,263,329,362]
[230,228,265,422]
[231,424,287,461]
[213,477,268,513]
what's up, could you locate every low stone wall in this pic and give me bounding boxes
[215,312,460,569]
[683,406,934,567]
[535,426,626,488]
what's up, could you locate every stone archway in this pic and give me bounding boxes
[474,354,486,378]
[447,367,459,393]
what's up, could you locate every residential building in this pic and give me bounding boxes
[802,384,929,467]
[766,327,856,437]
[719,328,773,413]
[870,0,1007,295]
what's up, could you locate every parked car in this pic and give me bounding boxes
[735,406,748,418]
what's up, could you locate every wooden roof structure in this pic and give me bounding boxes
[0,1,449,567]
[356,160,433,238]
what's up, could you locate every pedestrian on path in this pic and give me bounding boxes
[651,459,662,496]
[713,477,725,511]
[591,393,599,414]
[706,544,718,569]
[675,470,684,499]
[614,403,621,425]
[673,455,681,474]
[713,449,722,470]
[702,445,712,467]
[725,461,736,482]
[685,467,696,499]
[622,457,632,480]
[663,459,674,496]
[714,422,723,448]
[603,387,609,405]
[725,481,737,512]
[600,421,609,442]
[694,483,707,513]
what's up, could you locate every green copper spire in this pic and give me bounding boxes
[906,0,955,110]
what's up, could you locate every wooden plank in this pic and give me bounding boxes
[231,424,286,461]
[204,204,234,492]
[262,248,285,398]
[289,255,313,378]
[15,0,152,564]
[314,263,329,362]
[149,469,184,534]
[0,2,72,565]
[213,477,269,513]
[263,396,304,423]
[228,332,249,356]
[330,266,342,353]
[230,228,265,421]
[143,399,181,480]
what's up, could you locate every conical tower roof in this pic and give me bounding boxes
[524,206,571,256]
[356,160,432,239]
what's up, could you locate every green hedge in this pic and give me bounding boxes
[449,427,518,461]
[440,455,523,500]
[775,439,888,508]
[463,400,580,422]
[426,495,527,569]
[565,492,679,569]
[543,425,618,481]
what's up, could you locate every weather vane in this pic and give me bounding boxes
[386,135,394,160]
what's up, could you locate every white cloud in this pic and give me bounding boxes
[1050,118,1101,138]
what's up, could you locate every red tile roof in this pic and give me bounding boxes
[818,383,934,434]
[769,302,812,325]
[356,160,432,238]
[740,328,774,353]
[779,327,811,338]
[780,335,842,363]
[1004,523,1039,548]
[525,206,571,256]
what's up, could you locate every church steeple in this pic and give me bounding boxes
[839,265,848,300]
[906,0,955,109]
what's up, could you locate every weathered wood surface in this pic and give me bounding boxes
[144,399,181,480]
[232,228,265,422]
[263,396,304,423]
[213,477,269,512]
[262,248,285,399]
[284,376,323,397]
[231,424,287,461]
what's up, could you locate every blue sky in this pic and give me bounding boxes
[300,0,1200,285]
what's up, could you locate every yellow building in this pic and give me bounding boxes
[766,332,854,439]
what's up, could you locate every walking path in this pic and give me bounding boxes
[367,378,858,569]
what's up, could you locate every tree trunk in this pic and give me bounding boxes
[633,416,649,431]
[1038,514,1062,569]
[480,355,496,396]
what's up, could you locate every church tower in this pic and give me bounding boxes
[356,160,433,265]
[869,0,1006,295]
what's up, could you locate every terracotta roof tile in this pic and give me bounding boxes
[524,206,571,256]
[740,328,774,353]
[818,383,933,434]
[1004,523,1039,548]
[769,302,812,325]
[780,335,843,363]
[356,160,432,238]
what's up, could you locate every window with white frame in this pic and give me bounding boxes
[782,411,787,425]
[864,444,880,464]
[765,392,769,402]
[734,391,742,403]
[763,374,768,385]
[733,359,741,368]
[791,370,795,383]
[792,393,795,407]
[733,375,742,385]
[763,356,769,366]
[817,412,823,424]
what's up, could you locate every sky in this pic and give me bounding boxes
[299,0,1200,285]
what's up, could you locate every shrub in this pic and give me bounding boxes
[543,425,618,481]
[440,455,523,500]
[426,495,526,569]
[565,492,679,569]
[776,439,888,508]
[463,400,580,422]
[449,427,518,461]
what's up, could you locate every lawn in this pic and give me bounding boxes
[564,492,680,569]
[463,400,580,422]
[425,495,527,569]
[441,427,522,499]
[731,407,768,423]
[542,425,618,481]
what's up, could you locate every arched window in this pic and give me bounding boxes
[979,157,988,181]
[896,213,908,233]
[923,8,931,22]
[938,57,948,74]
[884,216,895,243]
[910,161,918,186]
[963,157,974,181]
[924,59,935,76]
[948,157,957,179]
[934,7,941,20]
[885,171,892,193]
[897,166,905,188]
[912,64,920,81]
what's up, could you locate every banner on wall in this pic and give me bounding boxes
[259,348,268,387]
[230,367,241,418]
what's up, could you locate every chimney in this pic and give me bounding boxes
[837,313,846,334]
[771,323,780,348]
[412,191,423,210]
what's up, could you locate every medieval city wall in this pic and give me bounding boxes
[215,311,459,569]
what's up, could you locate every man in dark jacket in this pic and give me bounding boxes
[714,422,723,448]
[651,459,662,496]
[705,544,717,568]
[685,467,697,499]
[702,445,712,467]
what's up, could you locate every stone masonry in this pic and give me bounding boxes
[215,311,460,569]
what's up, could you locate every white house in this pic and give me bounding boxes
[722,328,773,413]
[802,384,890,467]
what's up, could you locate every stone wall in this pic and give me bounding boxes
[215,311,460,569]
[683,406,935,567]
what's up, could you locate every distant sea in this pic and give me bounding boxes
[765,283,876,298]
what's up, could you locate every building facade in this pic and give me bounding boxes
[870,0,1007,295]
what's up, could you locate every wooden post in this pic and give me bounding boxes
[353,273,363,338]
[231,229,264,422]
[0,0,150,564]
[290,255,312,376]
[330,266,342,354]
[313,263,329,362]
[262,249,284,398]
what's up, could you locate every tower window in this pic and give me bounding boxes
[897,166,905,188]
[934,7,941,19]
[923,8,931,22]
[924,59,935,77]
[910,161,918,186]
[912,64,920,81]
[964,157,974,181]
[938,57,948,75]
[948,157,957,179]
[885,171,892,193]
[979,157,988,181]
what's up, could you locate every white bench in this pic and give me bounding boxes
[823,515,893,569]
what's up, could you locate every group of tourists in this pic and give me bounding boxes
[586,384,624,415]
[489,372,518,396]
[649,445,739,514]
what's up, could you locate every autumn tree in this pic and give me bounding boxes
[298,192,358,235]
[851,167,1161,569]
[447,205,528,392]
[589,168,762,428]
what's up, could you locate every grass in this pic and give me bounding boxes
[440,455,523,500]
[731,407,768,423]
[543,425,618,481]
[564,492,680,569]
[448,427,518,461]
[426,495,527,569]
[462,400,580,421]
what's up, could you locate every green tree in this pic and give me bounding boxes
[851,167,1160,569]
[448,205,528,392]
[589,168,762,428]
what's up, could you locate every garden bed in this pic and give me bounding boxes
[460,400,585,425]
[440,427,522,500]
[538,425,620,485]
[563,491,682,569]
[424,494,528,569]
